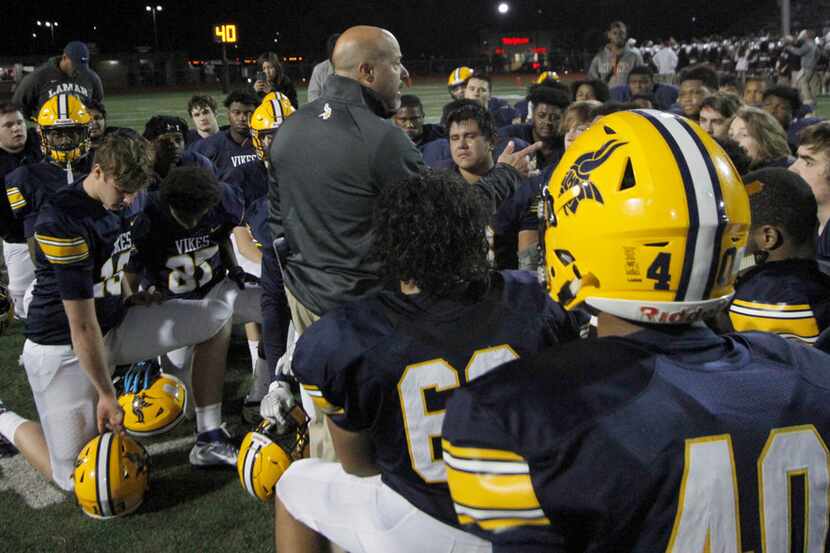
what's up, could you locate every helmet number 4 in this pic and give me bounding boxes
[647,252,672,291]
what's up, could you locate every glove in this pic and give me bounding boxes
[228,265,259,290]
[260,381,296,425]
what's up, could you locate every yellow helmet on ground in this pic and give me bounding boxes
[237,406,309,501]
[118,364,187,437]
[251,92,295,161]
[448,66,474,89]
[536,71,561,84]
[543,109,750,324]
[73,432,149,520]
[36,93,91,166]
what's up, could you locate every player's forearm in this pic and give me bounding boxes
[232,227,262,264]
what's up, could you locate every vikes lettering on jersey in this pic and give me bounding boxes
[230,154,258,167]
[175,235,213,255]
[93,231,132,298]
[46,82,90,100]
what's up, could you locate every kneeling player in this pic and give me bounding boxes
[0,134,236,494]
[441,110,830,551]
[273,170,585,552]
[124,166,263,423]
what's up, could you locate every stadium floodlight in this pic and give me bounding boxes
[497,2,509,14]
[146,5,163,52]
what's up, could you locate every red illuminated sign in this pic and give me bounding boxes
[501,37,530,46]
[532,47,548,54]
[494,47,504,55]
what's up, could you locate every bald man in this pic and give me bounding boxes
[265,19,537,503]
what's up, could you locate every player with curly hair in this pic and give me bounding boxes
[270,168,585,553]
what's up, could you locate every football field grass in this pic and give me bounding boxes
[2,81,830,552]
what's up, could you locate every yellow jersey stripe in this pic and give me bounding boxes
[35,234,89,263]
[447,467,542,511]
[34,233,88,245]
[457,513,551,531]
[309,395,343,415]
[6,187,26,210]
[731,299,812,312]
[441,440,525,462]
[729,312,819,340]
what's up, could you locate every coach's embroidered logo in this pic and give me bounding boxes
[559,139,627,216]
[318,103,332,120]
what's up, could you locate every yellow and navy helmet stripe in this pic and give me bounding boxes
[5,186,26,211]
[95,432,115,519]
[729,300,820,343]
[633,110,728,302]
[35,233,89,264]
[442,440,550,531]
[241,434,265,498]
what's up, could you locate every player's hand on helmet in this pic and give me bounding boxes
[228,265,259,290]
[260,381,295,426]
[97,392,125,435]
[497,140,543,177]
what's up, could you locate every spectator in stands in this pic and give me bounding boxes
[762,85,823,152]
[728,168,830,344]
[186,94,221,148]
[789,122,830,262]
[588,21,644,87]
[651,39,678,84]
[191,90,258,180]
[718,73,740,96]
[307,33,340,103]
[784,30,819,110]
[729,106,792,170]
[498,86,570,169]
[393,95,444,152]
[676,64,719,121]
[742,75,768,106]
[610,65,678,110]
[11,41,104,120]
[463,73,517,128]
[514,77,571,123]
[571,79,610,103]
[253,52,298,108]
[560,100,599,150]
[699,92,741,139]
[86,100,121,149]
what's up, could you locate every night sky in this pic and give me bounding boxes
[6,0,776,61]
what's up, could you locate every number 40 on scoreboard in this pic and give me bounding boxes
[213,23,238,44]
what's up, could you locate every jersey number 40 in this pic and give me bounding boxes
[667,426,828,553]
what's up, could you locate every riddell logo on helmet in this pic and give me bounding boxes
[559,139,627,216]
[640,305,709,324]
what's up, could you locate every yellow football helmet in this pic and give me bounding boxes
[448,66,474,90]
[543,110,750,324]
[73,432,149,520]
[237,405,309,501]
[251,92,295,161]
[118,372,187,437]
[535,71,561,84]
[36,93,91,166]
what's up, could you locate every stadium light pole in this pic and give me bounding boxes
[146,5,162,52]
[781,0,791,36]
[37,21,59,46]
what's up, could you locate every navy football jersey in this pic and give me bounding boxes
[226,159,269,209]
[730,259,830,344]
[0,129,42,243]
[5,158,92,238]
[442,325,830,552]
[26,182,133,345]
[243,196,270,249]
[127,184,243,300]
[190,130,257,180]
[292,271,584,528]
[819,224,830,264]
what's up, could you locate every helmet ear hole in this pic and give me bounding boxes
[619,158,636,191]
[554,249,575,265]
